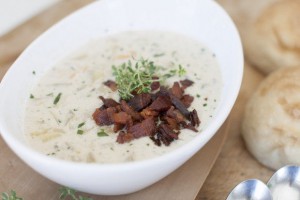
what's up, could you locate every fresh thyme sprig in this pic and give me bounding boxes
[112,59,156,100]
[59,187,93,200]
[1,190,23,200]
[112,58,186,100]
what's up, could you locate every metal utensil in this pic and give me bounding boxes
[267,165,300,200]
[226,179,272,200]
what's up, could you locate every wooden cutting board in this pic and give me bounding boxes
[0,1,229,199]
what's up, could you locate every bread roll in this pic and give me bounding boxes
[242,66,300,170]
[218,0,300,74]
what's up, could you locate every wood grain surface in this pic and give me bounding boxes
[0,1,231,199]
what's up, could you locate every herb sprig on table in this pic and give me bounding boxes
[59,187,93,200]
[112,58,186,100]
[1,190,23,200]
[1,187,93,200]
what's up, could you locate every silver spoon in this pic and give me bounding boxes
[267,165,300,200]
[226,179,272,200]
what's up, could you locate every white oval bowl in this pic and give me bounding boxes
[0,0,243,195]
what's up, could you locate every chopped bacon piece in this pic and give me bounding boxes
[99,96,119,107]
[117,131,133,144]
[92,107,116,126]
[120,100,143,121]
[149,95,172,111]
[113,123,124,133]
[128,118,156,138]
[180,79,194,90]
[151,81,160,91]
[151,86,169,100]
[99,105,107,110]
[112,112,131,124]
[157,124,178,146]
[190,109,200,127]
[166,106,185,123]
[162,116,179,130]
[128,93,152,111]
[140,107,159,119]
[181,94,194,108]
[94,78,201,147]
[103,80,117,91]
[170,82,183,99]
[150,136,161,146]
[170,94,190,118]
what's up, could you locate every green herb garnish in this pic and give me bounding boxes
[59,187,93,200]
[196,94,201,98]
[112,59,156,100]
[32,71,36,75]
[112,58,187,100]
[77,130,84,135]
[77,122,85,128]
[54,93,62,105]
[1,190,23,200]
[30,94,34,99]
[97,129,108,137]
[153,53,165,57]
[178,65,186,77]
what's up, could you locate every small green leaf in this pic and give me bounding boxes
[153,53,165,57]
[30,94,35,99]
[77,122,85,128]
[54,93,62,105]
[77,130,84,135]
[97,129,108,137]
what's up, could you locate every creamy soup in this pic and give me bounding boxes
[24,31,222,163]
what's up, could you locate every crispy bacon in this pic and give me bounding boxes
[117,131,133,144]
[94,78,201,146]
[103,80,117,91]
[170,82,183,99]
[128,118,156,138]
[140,107,159,119]
[166,106,185,123]
[120,100,143,121]
[151,81,160,91]
[128,93,152,111]
[170,94,190,118]
[180,79,194,89]
[149,95,172,111]
[181,94,194,108]
[162,116,179,130]
[157,124,178,146]
[99,96,119,108]
[112,112,130,124]
[113,123,124,133]
[190,109,200,127]
[92,107,116,126]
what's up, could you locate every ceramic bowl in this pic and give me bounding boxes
[0,0,243,195]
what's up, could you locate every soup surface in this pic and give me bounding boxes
[24,31,222,163]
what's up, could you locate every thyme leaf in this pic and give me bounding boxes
[54,93,62,105]
[97,129,108,137]
[77,122,85,128]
